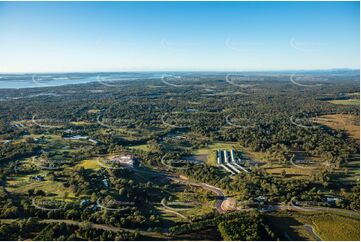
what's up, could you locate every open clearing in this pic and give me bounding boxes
[7,175,74,198]
[76,159,100,170]
[267,211,360,241]
[328,99,360,106]
[191,142,238,166]
[309,213,360,241]
[261,151,318,179]
[313,114,359,141]
[129,144,152,152]
[263,165,312,179]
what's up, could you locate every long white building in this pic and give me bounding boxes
[217,149,249,174]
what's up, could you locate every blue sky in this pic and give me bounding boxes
[0,1,359,72]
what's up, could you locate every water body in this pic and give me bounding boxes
[0,75,96,89]
[0,73,163,89]
[1,70,357,89]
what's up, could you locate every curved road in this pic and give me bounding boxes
[290,198,359,218]
[160,199,188,220]
[304,224,322,241]
[0,218,168,239]
[132,167,227,213]
[132,167,360,218]
[3,164,359,241]
[199,182,226,213]
[169,176,227,213]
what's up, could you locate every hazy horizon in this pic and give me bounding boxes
[0,68,359,75]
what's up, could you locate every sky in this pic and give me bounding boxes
[0,1,359,73]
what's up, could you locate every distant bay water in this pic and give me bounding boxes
[0,70,358,89]
[0,73,164,89]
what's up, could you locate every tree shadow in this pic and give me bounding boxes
[264,213,311,241]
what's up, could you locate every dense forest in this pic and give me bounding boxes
[0,72,359,240]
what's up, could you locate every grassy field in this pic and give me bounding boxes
[328,99,360,106]
[191,142,314,179]
[266,212,315,240]
[7,170,75,198]
[310,213,360,241]
[76,159,100,170]
[332,154,360,186]
[255,150,316,179]
[267,211,360,241]
[9,180,74,197]
[69,121,93,126]
[238,145,268,163]
[129,144,152,152]
[191,142,239,166]
[176,187,215,218]
[345,92,360,97]
[12,134,62,144]
[262,165,312,179]
[159,184,215,223]
[87,109,100,114]
[313,114,360,141]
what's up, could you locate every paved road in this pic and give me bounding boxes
[254,202,359,221]
[199,182,226,213]
[132,167,360,218]
[289,154,313,170]
[3,163,359,241]
[160,199,188,220]
[169,176,227,213]
[290,198,359,218]
[132,167,227,213]
[304,224,322,241]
